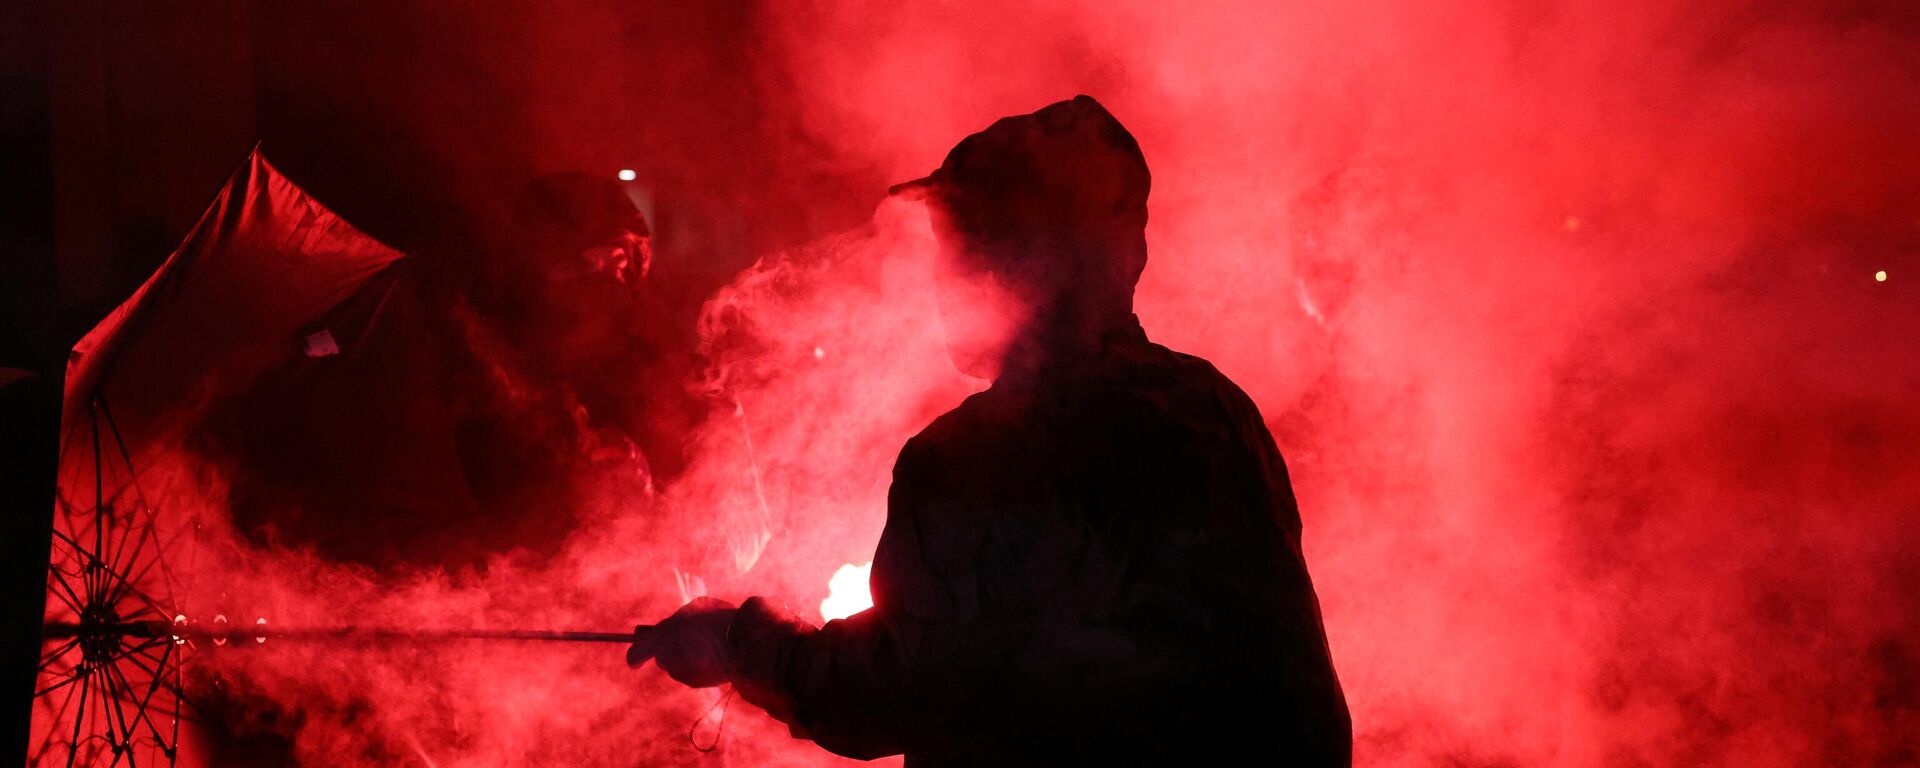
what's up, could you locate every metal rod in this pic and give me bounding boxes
[252,627,643,644]
[42,621,647,645]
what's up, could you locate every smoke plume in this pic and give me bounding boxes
[49,1,1920,766]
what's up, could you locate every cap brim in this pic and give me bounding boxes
[886,171,943,200]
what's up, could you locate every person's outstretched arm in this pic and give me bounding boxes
[632,418,1236,759]
[721,438,1018,759]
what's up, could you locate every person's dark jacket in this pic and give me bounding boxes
[727,315,1351,766]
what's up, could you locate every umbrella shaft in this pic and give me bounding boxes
[42,621,645,644]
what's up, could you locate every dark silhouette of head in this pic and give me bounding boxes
[894,95,1151,379]
[510,172,653,289]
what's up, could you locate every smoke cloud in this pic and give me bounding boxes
[43,1,1920,766]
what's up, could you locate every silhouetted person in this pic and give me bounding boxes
[630,96,1351,766]
[202,172,659,568]
[460,172,665,496]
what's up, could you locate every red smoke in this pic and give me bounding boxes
[740,5,1920,764]
[45,1,1920,766]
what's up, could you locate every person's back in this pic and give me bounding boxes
[850,319,1348,765]
[630,95,1350,766]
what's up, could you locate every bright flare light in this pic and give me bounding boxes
[820,562,874,621]
[1876,270,1887,282]
[617,168,637,181]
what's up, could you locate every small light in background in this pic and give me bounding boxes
[617,169,637,182]
[1875,270,1887,282]
[813,346,825,360]
[1563,215,1581,232]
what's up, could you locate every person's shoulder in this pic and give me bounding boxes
[1152,342,1232,384]
[895,387,997,468]
[1163,345,1267,421]
[1102,340,1264,429]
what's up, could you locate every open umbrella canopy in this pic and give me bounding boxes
[33,147,405,768]
[63,147,406,452]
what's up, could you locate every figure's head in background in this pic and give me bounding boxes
[494,171,665,442]
[894,95,1152,380]
[510,171,654,293]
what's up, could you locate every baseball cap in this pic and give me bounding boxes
[889,95,1150,244]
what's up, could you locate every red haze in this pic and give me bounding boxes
[45,1,1920,766]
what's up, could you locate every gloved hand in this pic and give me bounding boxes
[627,596,737,688]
